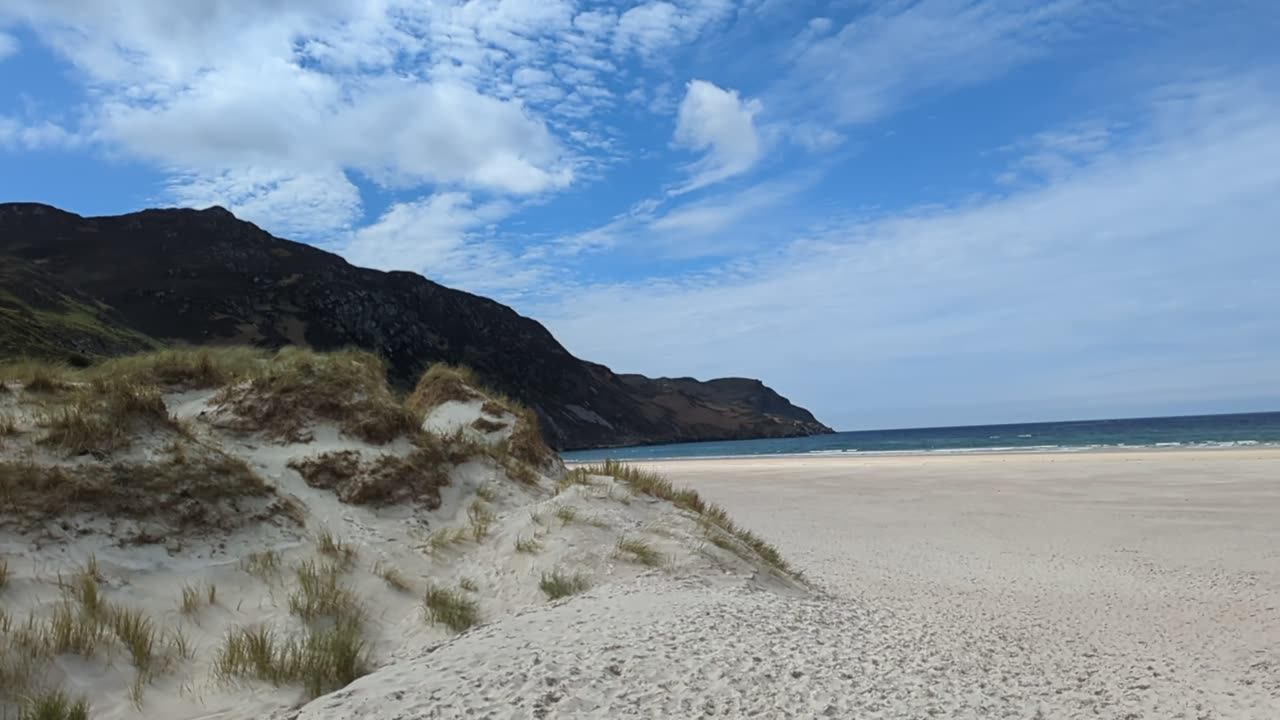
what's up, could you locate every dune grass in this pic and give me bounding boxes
[0,446,275,533]
[180,582,217,615]
[0,559,8,593]
[539,569,591,600]
[88,347,268,390]
[371,560,411,592]
[214,618,370,700]
[423,526,469,555]
[422,586,480,633]
[10,689,90,720]
[467,501,495,541]
[458,577,479,593]
[287,560,364,624]
[215,347,417,445]
[404,364,484,415]
[586,460,797,578]
[36,378,179,456]
[241,550,282,580]
[316,530,358,570]
[514,535,543,554]
[615,535,665,567]
[553,506,578,525]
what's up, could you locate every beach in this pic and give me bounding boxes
[617,449,1280,718]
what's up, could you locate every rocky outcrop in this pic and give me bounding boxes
[0,202,833,449]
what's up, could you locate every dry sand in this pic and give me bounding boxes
[301,449,1280,719]
[615,449,1280,719]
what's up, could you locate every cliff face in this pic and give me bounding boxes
[0,202,833,449]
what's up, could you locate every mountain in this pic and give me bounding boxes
[0,202,833,449]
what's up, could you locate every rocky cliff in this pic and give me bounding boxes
[0,202,833,449]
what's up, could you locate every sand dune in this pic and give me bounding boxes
[4,353,1277,719]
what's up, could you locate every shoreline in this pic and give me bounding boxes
[566,443,1280,464]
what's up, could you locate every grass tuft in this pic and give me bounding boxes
[539,569,591,600]
[316,530,358,570]
[13,688,90,720]
[287,560,364,624]
[242,550,282,580]
[553,506,578,525]
[213,619,370,700]
[467,501,495,541]
[458,577,479,593]
[180,582,217,615]
[372,560,411,592]
[585,460,797,578]
[615,535,665,567]
[514,535,543,554]
[215,347,417,445]
[422,586,480,633]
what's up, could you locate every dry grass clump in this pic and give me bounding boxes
[539,569,591,600]
[507,406,555,468]
[0,360,74,393]
[404,364,483,415]
[241,550,282,580]
[288,440,463,508]
[214,619,369,700]
[553,506,578,525]
[288,560,364,624]
[316,530,358,570]
[586,460,796,578]
[180,582,217,615]
[216,347,416,445]
[371,560,411,592]
[423,526,468,555]
[88,347,268,390]
[0,559,8,592]
[615,535,665,567]
[422,586,480,633]
[467,501,495,541]
[37,378,178,456]
[514,535,543,554]
[8,689,90,720]
[0,446,276,534]
[470,416,506,433]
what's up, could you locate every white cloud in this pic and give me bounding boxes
[613,0,733,58]
[0,31,18,60]
[789,0,1100,125]
[534,77,1280,428]
[165,168,362,238]
[672,80,763,192]
[342,193,545,295]
[0,117,80,150]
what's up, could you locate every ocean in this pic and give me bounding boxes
[561,411,1280,462]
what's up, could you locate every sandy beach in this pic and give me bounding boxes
[616,449,1280,718]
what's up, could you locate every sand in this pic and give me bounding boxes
[296,449,1280,719]
[7,383,1280,720]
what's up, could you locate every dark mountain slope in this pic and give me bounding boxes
[0,202,833,449]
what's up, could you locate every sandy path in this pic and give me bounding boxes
[633,449,1280,719]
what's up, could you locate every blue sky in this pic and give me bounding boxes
[1,1,1278,430]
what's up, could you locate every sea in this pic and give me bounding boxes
[561,411,1280,462]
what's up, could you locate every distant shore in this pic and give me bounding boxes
[566,443,1280,464]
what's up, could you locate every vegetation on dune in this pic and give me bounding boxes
[585,459,799,579]
[215,347,418,444]
[539,569,591,600]
[422,585,480,633]
[36,377,180,455]
[89,347,268,390]
[404,364,484,415]
[0,446,278,534]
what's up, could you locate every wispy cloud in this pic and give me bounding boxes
[533,76,1280,428]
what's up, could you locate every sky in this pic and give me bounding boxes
[1,0,1278,431]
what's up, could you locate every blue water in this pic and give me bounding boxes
[562,412,1280,462]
